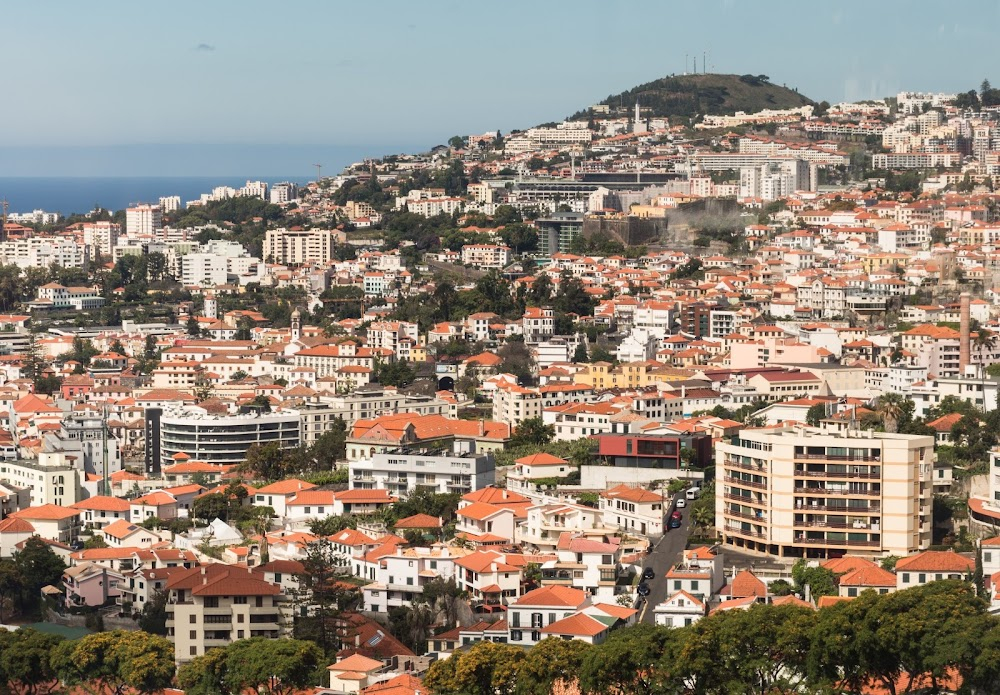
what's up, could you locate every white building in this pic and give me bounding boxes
[126,204,163,237]
[350,445,495,497]
[264,228,336,265]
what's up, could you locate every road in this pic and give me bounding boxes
[639,494,692,624]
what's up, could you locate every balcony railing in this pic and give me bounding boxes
[723,493,766,506]
[794,454,881,462]
[793,520,880,530]
[795,502,881,513]
[794,536,881,547]
[793,487,880,497]
[794,469,881,480]
[724,527,766,539]
[724,476,767,490]
[725,508,768,523]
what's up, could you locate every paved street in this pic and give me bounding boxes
[638,494,692,624]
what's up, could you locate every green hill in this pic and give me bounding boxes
[587,73,815,121]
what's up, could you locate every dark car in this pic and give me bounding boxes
[669,517,682,529]
[642,567,656,581]
[637,582,651,597]
[69,540,84,551]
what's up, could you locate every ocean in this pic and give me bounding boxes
[0,176,309,217]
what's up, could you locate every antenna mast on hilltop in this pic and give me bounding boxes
[314,163,323,182]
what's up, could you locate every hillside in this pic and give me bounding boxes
[587,73,814,120]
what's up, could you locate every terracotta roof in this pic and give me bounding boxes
[512,585,588,608]
[540,612,608,637]
[838,564,897,588]
[11,504,79,521]
[393,513,442,529]
[729,569,767,598]
[255,479,317,495]
[0,516,35,533]
[329,653,384,673]
[895,550,974,573]
[70,496,131,512]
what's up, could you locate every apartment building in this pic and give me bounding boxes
[460,244,512,269]
[349,446,496,496]
[715,426,934,558]
[126,204,163,237]
[361,545,470,613]
[164,564,289,663]
[296,388,456,444]
[264,228,336,265]
[0,452,83,507]
[159,409,301,468]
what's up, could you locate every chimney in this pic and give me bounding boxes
[479,418,485,437]
[960,292,971,373]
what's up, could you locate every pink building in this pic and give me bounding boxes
[63,561,123,608]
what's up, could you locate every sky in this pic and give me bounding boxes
[3,0,999,176]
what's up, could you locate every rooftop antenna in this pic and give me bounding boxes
[313,163,323,182]
[684,53,688,76]
[703,52,706,74]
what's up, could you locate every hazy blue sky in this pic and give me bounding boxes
[4,0,999,176]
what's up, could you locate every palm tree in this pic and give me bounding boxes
[877,393,904,433]
[974,328,998,412]
[692,504,715,538]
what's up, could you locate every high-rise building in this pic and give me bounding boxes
[159,196,182,213]
[125,204,163,237]
[264,227,336,265]
[269,182,298,204]
[240,181,268,199]
[716,425,934,558]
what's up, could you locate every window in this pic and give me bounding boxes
[237,614,244,623]
[511,613,520,628]
[918,574,926,583]
[511,630,522,641]
[190,615,197,624]
[902,573,910,583]
[189,630,197,639]
[190,647,197,656]
[848,588,858,597]
[674,580,681,591]
[234,596,247,604]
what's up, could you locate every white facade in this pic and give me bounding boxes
[126,205,163,237]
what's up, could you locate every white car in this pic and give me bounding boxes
[675,498,687,508]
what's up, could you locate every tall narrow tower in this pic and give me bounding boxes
[291,307,302,343]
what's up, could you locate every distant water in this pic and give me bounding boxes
[0,177,308,216]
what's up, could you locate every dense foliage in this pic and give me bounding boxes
[425,582,998,695]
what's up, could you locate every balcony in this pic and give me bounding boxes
[723,476,766,490]
[723,493,767,506]
[793,519,879,530]
[795,501,881,513]
[724,526,766,540]
[794,453,880,462]
[793,487,879,497]
[723,458,766,473]
[794,468,881,480]
[794,536,881,548]
[725,508,767,523]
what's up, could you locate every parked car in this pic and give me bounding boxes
[637,582,651,597]
[676,498,687,508]
[642,567,656,581]
[671,510,683,521]
[669,517,682,529]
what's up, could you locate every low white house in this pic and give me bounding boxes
[653,590,706,628]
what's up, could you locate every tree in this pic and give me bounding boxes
[419,578,466,629]
[517,637,593,695]
[497,339,535,383]
[509,417,554,448]
[374,359,416,387]
[680,603,815,694]
[579,623,681,695]
[53,630,175,695]
[791,559,837,599]
[177,648,230,695]
[186,315,201,336]
[240,442,288,481]
[294,539,359,656]
[424,640,525,695]
[447,135,465,149]
[0,560,22,622]
[310,418,347,466]
[876,393,905,433]
[137,590,169,635]
[0,628,65,695]
[499,223,538,255]
[222,638,324,695]
[805,403,827,426]
[13,537,66,616]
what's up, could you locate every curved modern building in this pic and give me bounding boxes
[159,409,300,468]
